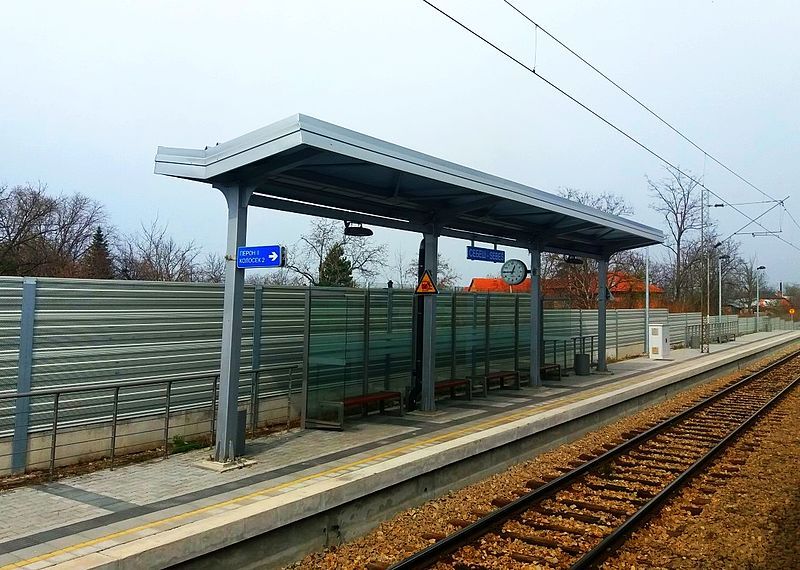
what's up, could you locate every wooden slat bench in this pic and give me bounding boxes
[519,364,562,385]
[435,378,473,400]
[320,390,404,429]
[471,370,520,397]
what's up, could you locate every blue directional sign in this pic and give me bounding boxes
[237,245,284,269]
[466,246,506,263]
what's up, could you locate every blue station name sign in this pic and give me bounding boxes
[237,245,285,269]
[466,245,506,263]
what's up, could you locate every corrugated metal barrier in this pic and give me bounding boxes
[1,276,796,475]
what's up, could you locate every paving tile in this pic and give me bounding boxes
[0,553,24,566]
[20,560,53,570]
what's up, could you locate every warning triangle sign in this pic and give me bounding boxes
[415,270,439,295]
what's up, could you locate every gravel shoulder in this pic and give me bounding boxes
[604,373,800,569]
[289,346,800,570]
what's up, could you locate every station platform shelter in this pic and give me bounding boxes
[153,114,663,464]
[0,330,796,570]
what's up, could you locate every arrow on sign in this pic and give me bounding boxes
[269,251,278,261]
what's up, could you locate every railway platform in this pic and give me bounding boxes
[0,330,797,570]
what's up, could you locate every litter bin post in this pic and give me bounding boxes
[235,408,247,457]
[574,353,591,376]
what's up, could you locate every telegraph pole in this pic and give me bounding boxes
[700,181,710,353]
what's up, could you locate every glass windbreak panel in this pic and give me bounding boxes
[342,292,367,403]
[543,308,579,370]
[517,294,531,371]
[305,289,365,429]
[452,294,487,378]
[367,290,414,395]
[435,292,453,381]
[487,294,516,372]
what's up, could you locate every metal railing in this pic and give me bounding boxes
[0,364,298,478]
[685,321,739,347]
[543,334,599,371]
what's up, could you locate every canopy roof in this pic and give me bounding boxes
[155,114,663,258]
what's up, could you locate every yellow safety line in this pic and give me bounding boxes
[2,342,780,569]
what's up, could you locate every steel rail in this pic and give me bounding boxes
[571,370,800,568]
[389,347,800,570]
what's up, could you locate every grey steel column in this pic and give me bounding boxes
[645,248,650,354]
[597,257,609,372]
[214,184,251,462]
[11,278,37,473]
[421,232,438,411]
[529,247,542,387]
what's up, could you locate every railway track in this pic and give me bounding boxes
[385,349,800,570]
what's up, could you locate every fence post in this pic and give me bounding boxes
[300,288,311,429]
[251,285,263,432]
[49,392,60,478]
[484,294,491,377]
[615,310,619,360]
[163,381,172,458]
[471,295,477,378]
[286,368,294,431]
[451,292,457,380]
[12,277,37,474]
[210,374,219,441]
[362,290,371,399]
[513,295,520,373]
[110,386,120,470]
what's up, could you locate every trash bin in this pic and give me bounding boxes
[235,408,247,457]
[689,335,700,349]
[573,353,591,376]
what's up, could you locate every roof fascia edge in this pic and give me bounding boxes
[295,117,662,243]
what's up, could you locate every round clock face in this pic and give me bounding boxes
[500,258,528,285]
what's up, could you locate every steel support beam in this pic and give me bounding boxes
[11,277,37,473]
[597,257,609,373]
[214,184,252,462]
[529,247,542,387]
[420,232,438,411]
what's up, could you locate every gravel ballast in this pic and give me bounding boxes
[289,346,800,570]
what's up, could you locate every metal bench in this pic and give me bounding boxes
[518,364,563,386]
[435,378,473,400]
[320,390,404,429]
[471,370,520,397]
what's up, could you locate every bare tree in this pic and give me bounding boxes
[403,254,461,290]
[115,219,201,281]
[546,189,640,308]
[285,218,387,286]
[198,252,226,283]
[731,256,768,311]
[0,182,105,277]
[0,182,56,275]
[386,249,410,288]
[246,269,304,287]
[648,167,703,303]
[50,193,105,267]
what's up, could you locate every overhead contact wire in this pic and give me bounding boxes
[421,0,800,253]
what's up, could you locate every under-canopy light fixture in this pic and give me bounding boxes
[564,255,584,265]
[344,221,373,237]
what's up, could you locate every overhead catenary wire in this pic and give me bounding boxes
[717,199,787,246]
[420,0,800,254]
[502,0,800,243]
[501,0,784,206]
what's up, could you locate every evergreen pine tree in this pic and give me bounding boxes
[318,243,355,287]
[81,226,114,279]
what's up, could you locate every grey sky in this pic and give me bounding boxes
[2,1,798,285]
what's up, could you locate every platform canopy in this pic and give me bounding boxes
[155,114,663,258]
